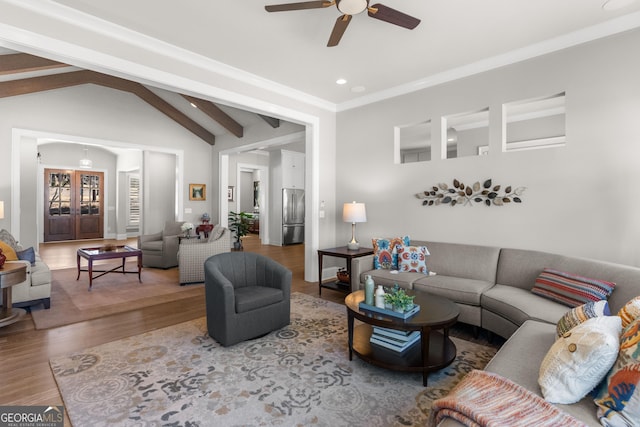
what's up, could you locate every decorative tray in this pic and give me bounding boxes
[358,302,420,319]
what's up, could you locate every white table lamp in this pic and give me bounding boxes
[343,201,367,250]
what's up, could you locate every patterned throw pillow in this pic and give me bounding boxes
[531,268,615,308]
[0,229,19,250]
[372,236,410,270]
[618,296,640,329]
[556,300,611,338]
[594,318,640,426]
[396,245,430,274]
[539,316,621,404]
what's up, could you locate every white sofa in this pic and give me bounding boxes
[0,229,52,310]
[6,257,52,309]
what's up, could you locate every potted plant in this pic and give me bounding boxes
[228,211,253,250]
[383,284,416,313]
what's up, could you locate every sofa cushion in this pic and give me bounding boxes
[484,320,600,425]
[0,241,18,260]
[482,284,569,326]
[594,318,640,426]
[234,286,283,313]
[359,269,418,290]
[396,244,429,274]
[539,316,621,404]
[140,240,163,252]
[31,261,52,287]
[618,295,640,328]
[556,300,610,338]
[531,268,615,308]
[372,236,410,270]
[413,275,493,306]
[416,241,500,283]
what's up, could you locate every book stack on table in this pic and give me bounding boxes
[370,327,421,353]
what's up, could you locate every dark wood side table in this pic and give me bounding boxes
[0,262,28,327]
[317,246,374,295]
[345,290,459,386]
[196,223,214,238]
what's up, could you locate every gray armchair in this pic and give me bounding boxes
[137,221,184,269]
[204,252,292,347]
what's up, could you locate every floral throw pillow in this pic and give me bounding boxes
[594,318,640,426]
[396,245,430,274]
[372,236,410,270]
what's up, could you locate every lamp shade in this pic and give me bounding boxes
[0,201,4,219]
[343,202,366,223]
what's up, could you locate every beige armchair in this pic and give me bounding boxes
[178,226,231,285]
[138,221,184,269]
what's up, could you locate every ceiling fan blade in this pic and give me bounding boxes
[367,3,420,29]
[327,14,352,47]
[265,1,334,12]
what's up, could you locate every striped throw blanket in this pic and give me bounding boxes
[430,370,588,427]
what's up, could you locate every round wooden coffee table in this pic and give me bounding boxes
[345,289,459,386]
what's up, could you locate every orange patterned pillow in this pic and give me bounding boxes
[618,296,640,329]
[372,236,410,270]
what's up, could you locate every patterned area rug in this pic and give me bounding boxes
[50,293,497,426]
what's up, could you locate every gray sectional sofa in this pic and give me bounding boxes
[351,240,640,426]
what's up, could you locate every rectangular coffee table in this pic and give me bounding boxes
[77,245,142,290]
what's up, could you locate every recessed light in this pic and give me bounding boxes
[336,78,347,85]
[351,86,366,93]
[602,0,637,10]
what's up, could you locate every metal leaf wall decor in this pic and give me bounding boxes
[416,179,526,207]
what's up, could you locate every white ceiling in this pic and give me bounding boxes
[46,0,640,109]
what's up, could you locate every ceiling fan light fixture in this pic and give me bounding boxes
[336,0,368,15]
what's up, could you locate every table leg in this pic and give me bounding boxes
[76,253,81,280]
[347,310,354,361]
[137,254,142,283]
[121,257,125,274]
[88,259,93,291]
[318,253,324,296]
[1,287,12,318]
[421,326,431,386]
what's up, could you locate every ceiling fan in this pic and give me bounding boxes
[264,0,421,47]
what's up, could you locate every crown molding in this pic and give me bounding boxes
[336,11,640,112]
[0,0,337,112]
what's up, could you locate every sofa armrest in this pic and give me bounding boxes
[351,254,375,291]
[138,231,162,245]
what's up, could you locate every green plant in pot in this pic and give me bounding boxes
[228,211,253,250]
[383,284,416,313]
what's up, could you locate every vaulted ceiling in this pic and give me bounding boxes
[0,51,284,145]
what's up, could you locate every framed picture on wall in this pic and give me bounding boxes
[227,186,234,202]
[189,184,206,201]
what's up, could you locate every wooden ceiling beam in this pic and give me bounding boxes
[259,114,281,128]
[182,95,244,138]
[86,72,215,145]
[0,70,216,145]
[0,53,68,75]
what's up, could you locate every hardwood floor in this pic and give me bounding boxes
[0,234,345,422]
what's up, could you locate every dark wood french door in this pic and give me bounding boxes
[44,169,104,242]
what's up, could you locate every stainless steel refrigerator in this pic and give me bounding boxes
[282,188,304,245]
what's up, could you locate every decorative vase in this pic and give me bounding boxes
[364,275,375,305]
[374,285,385,308]
[0,248,5,268]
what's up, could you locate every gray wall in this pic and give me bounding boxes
[336,28,640,267]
